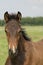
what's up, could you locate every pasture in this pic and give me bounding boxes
[0,26,43,65]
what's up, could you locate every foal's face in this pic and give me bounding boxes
[4,11,22,56]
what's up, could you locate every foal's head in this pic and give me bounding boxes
[4,11,22,56]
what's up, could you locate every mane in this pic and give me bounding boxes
[9,14,17,20]
[21,29,31,41]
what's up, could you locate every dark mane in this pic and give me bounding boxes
[9,14,16,19]
[9,14,17,20]
[21,29,31,41]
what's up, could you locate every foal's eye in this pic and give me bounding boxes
[5,30,10,38]
[5,29,9,33]
[19,30,21,33]
[5,30,10,36]
[5,30,7,33]
[5,30,8,34]
[5,28,8,33]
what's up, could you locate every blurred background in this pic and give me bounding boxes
[0,0,43,65]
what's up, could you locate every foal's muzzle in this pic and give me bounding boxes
[9,48,18,57]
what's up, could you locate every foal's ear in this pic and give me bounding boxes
[17,11,22,21]
[4,11,9,23]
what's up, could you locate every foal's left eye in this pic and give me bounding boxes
[18,30,21,33]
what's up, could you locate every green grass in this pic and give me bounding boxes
[0,26,43,65]
[0,27,8,65]
[22,26,43,41]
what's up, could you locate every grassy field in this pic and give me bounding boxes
[0,26,43,65]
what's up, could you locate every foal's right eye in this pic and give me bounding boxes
[5,30,7,33]
[5,28,8,33]
[5,30,7,32]
[5,29,9,33]
[5,30,10,38]
[5,30,8,34]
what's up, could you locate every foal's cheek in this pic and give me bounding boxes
[6,32,10,40]
[17,34,20,41]
[18,36,20,40]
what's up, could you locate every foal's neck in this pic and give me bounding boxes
[18,35,25,53]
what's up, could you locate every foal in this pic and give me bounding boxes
[4,11,43,65]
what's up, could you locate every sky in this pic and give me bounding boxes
[0,0,43,19]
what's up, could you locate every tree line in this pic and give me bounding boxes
[0,17,43,26]
[21,17,43,26]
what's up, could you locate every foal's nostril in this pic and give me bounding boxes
[9,48,18,56]
[9,49,13,55]
[9,49,16,54]
[9,49,12,52]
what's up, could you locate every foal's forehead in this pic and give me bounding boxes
[5,20,20,31]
